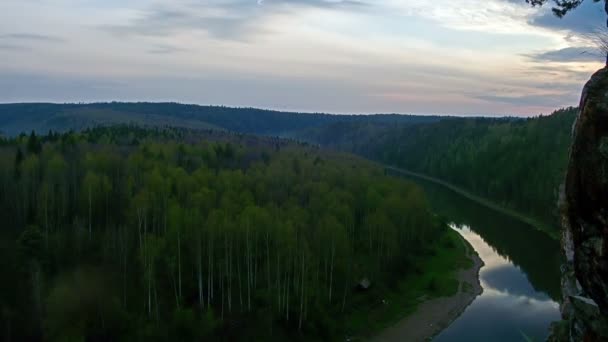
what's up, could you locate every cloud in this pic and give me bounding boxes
[379,0,539,35]
[0,0,596,116]
[101,0,366,40]
[528,0,605,35]
[475,92,580,107]
[0,33,65,42]
[0,72,125,103]
[259,0,365,8]
[527,46,602,62]
[0,43,30,51]
[146,44,187,54]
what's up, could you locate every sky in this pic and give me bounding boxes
[0,0,606,116]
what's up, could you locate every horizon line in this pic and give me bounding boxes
[0,101,575,119]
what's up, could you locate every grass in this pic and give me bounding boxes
[342,227,474,340]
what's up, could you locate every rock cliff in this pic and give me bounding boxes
[554,67,608,341]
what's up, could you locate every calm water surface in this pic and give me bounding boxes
[404,177,563,341]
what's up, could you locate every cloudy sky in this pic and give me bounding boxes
[0,0,606,116]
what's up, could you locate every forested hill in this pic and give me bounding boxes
[0,125,461,341]
[296,108,577,231]
[1,102,577,231]
[0,103,441,137]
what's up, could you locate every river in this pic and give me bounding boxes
[403,175,563,341]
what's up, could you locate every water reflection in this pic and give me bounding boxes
[434,225,560,341]
[393,175,562,341]
[406,177,562,301]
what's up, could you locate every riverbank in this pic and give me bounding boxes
[343,228,480,340]
[385,166,559,240]
[372,231,484,342]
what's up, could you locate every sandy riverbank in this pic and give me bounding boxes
[372,237,484,342]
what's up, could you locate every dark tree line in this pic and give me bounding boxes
[297,108,577,230]
[374,108,576,228]
[0,103,441,137]
[0,126,444,341]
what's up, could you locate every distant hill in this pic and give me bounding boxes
[1,101,573,231]
[295,107,578,229]
[0,102,442,136]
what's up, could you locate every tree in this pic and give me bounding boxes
[26,131,42,155]
[0,125,447,340]
[17,225,45,335]
[525,0,608,63]
[14,148,23,180]
[82,171,101,239]
[45,269,127,341]
[526,0,597,17]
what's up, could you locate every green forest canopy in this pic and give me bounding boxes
[0,103,578,233]
[0,126,455,341]
[296,107,578,231]
[0,103,441,137]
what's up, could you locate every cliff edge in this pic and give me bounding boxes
[553,67,608,341]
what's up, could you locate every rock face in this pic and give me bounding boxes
[557,67,608,341]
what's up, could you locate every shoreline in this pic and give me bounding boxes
[384,165,559,240]
[372,235,484,342]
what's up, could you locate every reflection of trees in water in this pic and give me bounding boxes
[478,263,554,301]
[453,226,556,301]
[408,177,562,301]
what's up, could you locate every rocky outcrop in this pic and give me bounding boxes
[554,67,608,341]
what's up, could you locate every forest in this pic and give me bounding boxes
[0,126,454,341]
[297,107,577,231]
[0,103,577,234]
[0,103,441,137]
